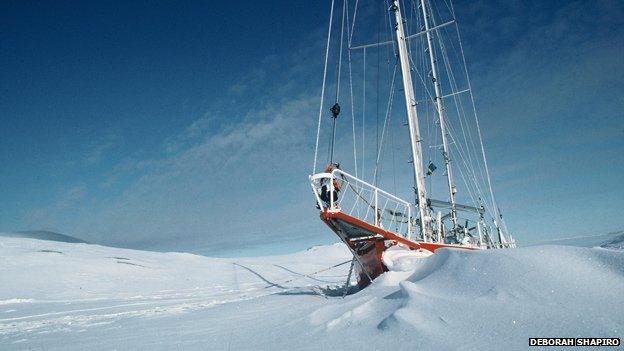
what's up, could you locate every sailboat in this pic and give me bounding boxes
[310,0,516,289]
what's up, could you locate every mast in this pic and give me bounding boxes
[391,0,431,239]
[418,0,458,233]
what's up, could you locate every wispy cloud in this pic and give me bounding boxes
[83,134,118,165]
[25,183,88,230]
[25,71,323,253]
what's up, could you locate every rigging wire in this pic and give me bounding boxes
[390,99,398,195]
[448,0,508,235]
[334,0,347,104]
[430,11,485,203]
[375,1,382,186]
[430,0,485,197]
[361,48,366,180]
[373,61,399,185]
[313,0,336,174]
[407,0,499,225]
[346,0,358,178]
[329,0,348,165]
[385,0,397,59]
[349,0,359,44]
[375,0,396,187]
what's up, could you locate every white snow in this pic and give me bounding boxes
[382,245,433,272]
[0,235,622,350]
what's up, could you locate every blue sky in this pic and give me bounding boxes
[1,0,623,256]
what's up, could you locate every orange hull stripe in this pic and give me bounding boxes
[320,210,478,252]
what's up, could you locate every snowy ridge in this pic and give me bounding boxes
[0,236,622,350]
[600,232,624,251]
[0,230,87,244]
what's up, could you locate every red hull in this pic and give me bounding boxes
[320,210,477,288]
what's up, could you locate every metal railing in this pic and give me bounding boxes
[310,170,517,249]
[310,169,413,239]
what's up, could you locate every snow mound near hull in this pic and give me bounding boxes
[310,246,624,351]
[392,246,623,349]
[382,245,432,272]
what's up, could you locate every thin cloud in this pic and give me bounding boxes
[83,134,119,165]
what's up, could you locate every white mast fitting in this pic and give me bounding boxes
[418,0,459,234]
[391,0,431,240]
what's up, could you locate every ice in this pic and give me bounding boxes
[0,234,622,350]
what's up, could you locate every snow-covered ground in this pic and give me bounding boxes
[0,234,622,350]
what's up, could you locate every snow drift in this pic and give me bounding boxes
[0,234,622,350]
